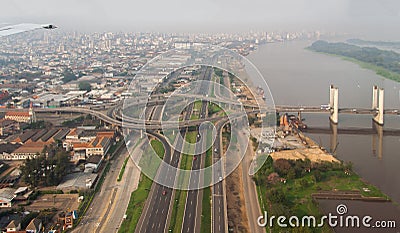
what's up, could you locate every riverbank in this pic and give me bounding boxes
[253,132,392,233]
[306,42,400,83]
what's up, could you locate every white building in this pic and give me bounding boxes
[0,188,16,208]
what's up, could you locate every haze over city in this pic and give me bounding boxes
[1,0,400,38]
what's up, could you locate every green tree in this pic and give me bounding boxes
[21,147,71,187]
[253,156,274,185]
[62,69,78,83]
[268,188,286,203]
[274,159,292,177]
[313,170,323,182]
[79,81,92,91]
[287,168,296,180]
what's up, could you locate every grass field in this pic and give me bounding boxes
[117,175,153,233]
[256,160,389,233]
[200,148,213,233]
[151,139,165,159]
[210,75,216,98]
[208,103,223,116]
[117,156,129,182]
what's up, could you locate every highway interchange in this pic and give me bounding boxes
[50,66,261,233]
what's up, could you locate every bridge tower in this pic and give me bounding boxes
[372,86,384,125]
[329,85,339,124]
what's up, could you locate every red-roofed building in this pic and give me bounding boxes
[10,141,46,160]
[4,104,36,123]
[71,136,112,161]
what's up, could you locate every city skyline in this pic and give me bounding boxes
[0,0,399,39]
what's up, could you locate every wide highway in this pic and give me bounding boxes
[181,100,208,233]
[135,102,194,233]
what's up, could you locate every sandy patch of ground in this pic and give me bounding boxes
[270,148,339,163]
[27,194,80,212]
[226,165,250,233]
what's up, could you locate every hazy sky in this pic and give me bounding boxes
[1,0,399,38]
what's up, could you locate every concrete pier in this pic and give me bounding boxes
[330,121,338,154]
[372,121,384,159]
[329,85,339,124]
[373,87,384,125]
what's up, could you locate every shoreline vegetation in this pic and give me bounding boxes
[254,134,391,233]
[307,40,400,83]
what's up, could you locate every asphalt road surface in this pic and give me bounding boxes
[181,100,208,233]
[135,103,194,233]
[212,119,228,233]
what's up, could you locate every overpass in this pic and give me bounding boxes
[2,85,398,129]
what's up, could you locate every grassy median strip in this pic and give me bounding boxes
[208,102,222,116]
[151,139,165,159]
[200,147,212,233]
[190,101,202,120]
[118,175,152,233]
[117,156,129,182]
[210,76,216,98]
[118,139,165,233]
[194,100,202,112]
[169,131,197,233]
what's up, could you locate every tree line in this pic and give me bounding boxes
[21,145,71,187]
[308,40,400,74]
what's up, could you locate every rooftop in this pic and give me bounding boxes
[15,129,40,143]
[0,187,16,202]
[0,119,18,127]
[26,218,41,231]
[56,172,98,191]
[86,154,103,164]
[6,219,20,229]
[5,111,30,117]
[0,143,21,154]
[12,141,46,154]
